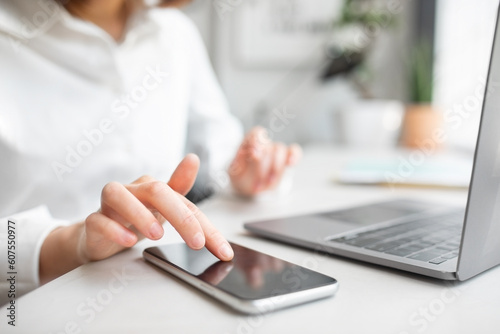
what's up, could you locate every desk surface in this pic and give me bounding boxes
[3,145,500,334]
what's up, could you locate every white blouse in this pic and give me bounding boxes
[0,0,242,304]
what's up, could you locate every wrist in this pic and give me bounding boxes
[39,222,87,285]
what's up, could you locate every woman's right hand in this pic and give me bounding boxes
[40,154,233,284]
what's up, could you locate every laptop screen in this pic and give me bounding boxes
[458,2,500,280]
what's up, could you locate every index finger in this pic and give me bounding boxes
[128,181,206,250]
[286,144,302,166]
[176,194,234,261]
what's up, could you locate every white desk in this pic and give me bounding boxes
[3,145,500,333]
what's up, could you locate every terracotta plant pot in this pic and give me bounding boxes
[401,104,443,150]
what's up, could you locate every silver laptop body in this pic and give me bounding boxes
[245,5,500,281]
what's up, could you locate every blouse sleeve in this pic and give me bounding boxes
[0,206,68,306]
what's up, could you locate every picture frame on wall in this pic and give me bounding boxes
[232,0,341,68]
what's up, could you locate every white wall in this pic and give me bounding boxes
[182,0,500,150]
[433,0,498,150]
[183,0,416,145]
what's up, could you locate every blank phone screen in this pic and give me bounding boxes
[145,243,337,300]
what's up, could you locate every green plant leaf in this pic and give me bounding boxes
[409,39,433,103]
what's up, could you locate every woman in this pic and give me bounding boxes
[0,0,301,304]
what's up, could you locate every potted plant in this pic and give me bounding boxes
[323,0,398,97]
[323,0,404,148]
[400,39,442,149]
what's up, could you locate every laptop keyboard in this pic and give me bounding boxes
[329,211,464,265]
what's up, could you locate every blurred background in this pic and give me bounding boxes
[181,0,498,152]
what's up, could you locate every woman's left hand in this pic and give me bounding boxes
[229,127,302,196]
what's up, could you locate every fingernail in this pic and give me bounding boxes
[219,243,234,260]
[192,232,205,249]
[122,231,137,246]
[149,222,163,239]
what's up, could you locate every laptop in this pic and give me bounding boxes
[244,6,500,281]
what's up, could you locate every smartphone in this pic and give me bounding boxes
[143,242,338,314]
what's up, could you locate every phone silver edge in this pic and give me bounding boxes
[143,248,339,314]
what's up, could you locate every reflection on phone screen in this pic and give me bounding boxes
[148,243,336,300]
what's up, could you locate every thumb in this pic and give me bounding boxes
[168,154,200,195]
